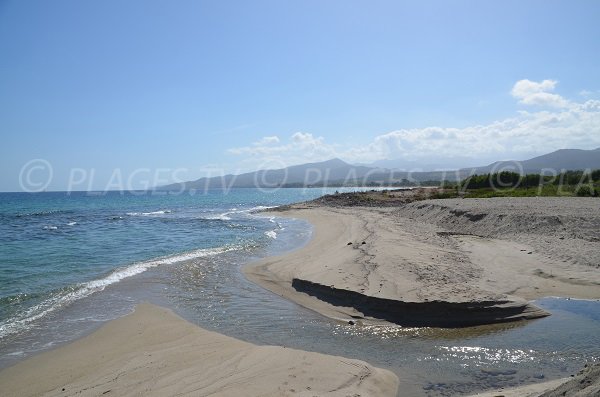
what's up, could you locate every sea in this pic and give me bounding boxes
[1,189,599,396]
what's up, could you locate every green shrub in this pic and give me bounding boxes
[575,185,597,197]
[431,190,458,199]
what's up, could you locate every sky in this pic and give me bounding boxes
[1,0,599,191]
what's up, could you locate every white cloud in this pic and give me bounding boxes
[290,132,326,149]
[511,79,570,108]
[352,102,600,162]
[227,132,337,167]
[227,135,281,155]
[257,136,280,145]
[227,79,600,169]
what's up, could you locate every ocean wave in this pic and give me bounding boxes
[15,210,71,218]
[43,225,58,230]
[0,245,238,340]
[248,205,277,213]
[264,215,286,239]
[265,230,278,239]
[267,216,285,230]
[202,206,277,221]
[66,221,77,226]
[203,212,232,221]
[126,210,172,216]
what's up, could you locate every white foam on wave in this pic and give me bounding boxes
[200,206,278,222]
[5,351,25,357]
[67,222,77,226]
[203,205,275,221]
[43,225,58,230]
[204,212,233,221]
[264,215,286,240]
[267,216,286,230]
[0,245,237,340]
[126,210,172,216]
[248,205,277,212]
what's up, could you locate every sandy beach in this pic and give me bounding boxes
[0,303,398,397]
[246,197,600,327]
[2,195,599,397]
[242,195,600,395]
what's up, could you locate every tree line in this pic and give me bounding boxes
[459,170,600,196]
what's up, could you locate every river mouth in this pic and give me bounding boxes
[1,215,599,396]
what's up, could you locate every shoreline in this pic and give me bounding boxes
[467,362,600,396]
[245,199,600,327]
[0,303,399,397]
[466,378,570,397]
[2,195,599,396]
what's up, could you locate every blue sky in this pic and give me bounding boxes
[1,0,599,191]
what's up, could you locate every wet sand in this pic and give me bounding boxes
[467,378,569,397]
[245,198,600,327]
[468,362,600,396]
[3,196,599,397]
[0,303,398,397]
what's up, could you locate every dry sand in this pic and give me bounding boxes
[3,196,598,397]
[400,197,600,276]
[0,303,398,397]
[245,197,600,327]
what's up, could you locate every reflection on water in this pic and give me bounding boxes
[143,218,599,396]
[332,319,532,340]
[1,215,598,396]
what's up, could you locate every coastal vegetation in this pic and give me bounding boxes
[277,169,600,200]
[454,170,600,198]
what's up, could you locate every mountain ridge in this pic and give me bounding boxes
[466,147,600,174]
[160,148,600,190]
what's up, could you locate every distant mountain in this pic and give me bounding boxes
[159,158,386,190]
[357,159,440,171]
[357,158,475,171]
[466,148,600,174]
[160,148,600,190]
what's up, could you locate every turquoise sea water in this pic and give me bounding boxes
[0,188,345,343]
[1,189,599,396]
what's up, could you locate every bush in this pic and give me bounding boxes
[431,190,458,199]
[575,185,597,197]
